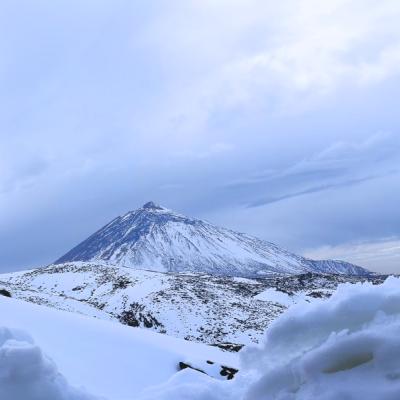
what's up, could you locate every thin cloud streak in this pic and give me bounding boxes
[247,174,391,208]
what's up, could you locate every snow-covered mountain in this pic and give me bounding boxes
[55,202,369,277]
[0,262,383,348]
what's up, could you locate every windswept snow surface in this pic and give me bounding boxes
[0,296,237,400]
[138,277,400,400]
[55,202,369,277]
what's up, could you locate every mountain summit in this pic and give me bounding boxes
[142,201,165,210]
[55,202,369,277]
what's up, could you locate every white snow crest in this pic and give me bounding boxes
[0,327,100,400]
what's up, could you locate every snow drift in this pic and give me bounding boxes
[139,276,400,400]
[242,276,400,400]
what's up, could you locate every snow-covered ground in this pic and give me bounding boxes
[0,263,381,347]
[2,276,400,400]
[0,296,237,400]
[140,276,400,400]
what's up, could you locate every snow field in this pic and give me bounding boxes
[2,276,400,399]
[0,296,237,400]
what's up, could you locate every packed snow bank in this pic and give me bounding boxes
[139,277,400,400]
[0,327,99,400]
[0,296,237,399]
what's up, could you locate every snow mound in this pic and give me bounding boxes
[0,295,237,399]
[0,327,99,400]
[140,277,400,400]
[243,276,400,399]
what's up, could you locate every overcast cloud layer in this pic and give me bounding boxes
[1,0,400,273]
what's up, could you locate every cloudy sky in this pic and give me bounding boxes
[1,0,400,273]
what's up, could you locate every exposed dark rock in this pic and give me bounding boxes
[178,361,239,380]
[178,361,206,375]
[112,277,132,290]
[220,365,239,380]
[0,288,11,297]
[119,302,164,330]
[211,342,244,352]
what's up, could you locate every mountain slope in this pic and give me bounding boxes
[0,262,382,347]
[55,202,369,277]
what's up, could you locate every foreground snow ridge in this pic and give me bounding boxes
[241,276,400,400]
[2,277,400,399]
